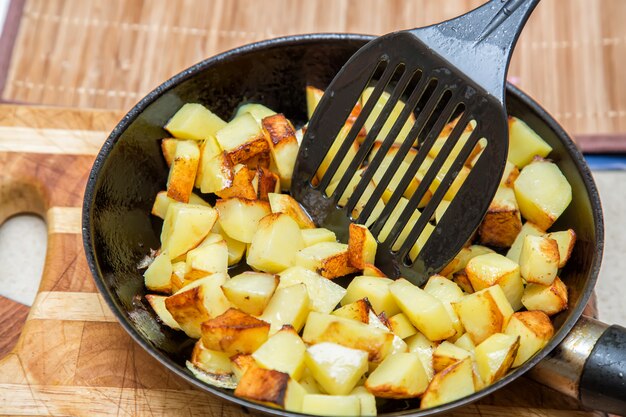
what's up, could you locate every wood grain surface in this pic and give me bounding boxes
[2,0,626,143]
[0,104,606,416]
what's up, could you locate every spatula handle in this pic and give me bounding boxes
[478,0,541,42]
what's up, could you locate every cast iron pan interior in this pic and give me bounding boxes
[83,34,603,416]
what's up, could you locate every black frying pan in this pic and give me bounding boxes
[82,34,626,416]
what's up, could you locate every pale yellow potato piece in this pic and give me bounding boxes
[506,221,545,264]
[365,352,429,398]
[211,221,247,266]
[505,311,554,367]
[161,202,218,260]
[199,136,233,193]
[514,159,572,230]
[268,193,314,229]
[165,103,227,140]
[347,223,377,269]
[440,245,494,277]
[507,117,553,168]
[145,294,181,330]
[301,228,337,247]
[215,198,271,243]
[475,332,520,384]
[477,186,522,248]
[262,114,299,189]
[519,235,560,285]
[144,251,173,293]
[301,394,361,417]
[161,138,177,166]
[186,233,228,274]
[432,341,471,372]
[221,271,279,316]
[500,160,520,188]
[342,276,401,316]
[277,266,346,314]
[170,261,190,293]
[453,285,514,344]
[454,333,476,355]
[332,299,372,324]
[423,275,465,341]
[234,367,306,412]
[190,340,233,375]
[306,86,324,120]
[521,277,568,316]
[545,229,576,268]
[466,253,524,311]
[388,313,418,339]
[405,332,437,381]
[164,273,230,338]
[215,112,269,164]
[305,342,368,395]
[299,367,324,394]
[295,241,357,279]
[247,213,305,274]
[152,191,209,219]
[260,283,310,333]
[389,279,456,341]
[166,140,200,203]
[420,357,475,409]
[253,326,307,379]
[362,263,387,278]
[350,386,377,416]
[361,87,415,145]
[201,308,269,355]
[302,312,394,363]
[235,103,276,125]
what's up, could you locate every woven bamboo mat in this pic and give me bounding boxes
[2,0,626,139]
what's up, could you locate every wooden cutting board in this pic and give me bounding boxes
[0,104,605,416]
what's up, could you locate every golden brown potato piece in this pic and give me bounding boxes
[348,223,377,270]
[254,167,280,200]
[475,333,520,384]
[332,298,373,324]
[161,138,178,167]
[268,193,315,229]
[478,186,522,248]
[363,263,387,278]
[166,140,200,203]
[145,294,180,329]
[519,235,560,285]
[453,285,514,344]
[296,242,358,279]
[452,271,474,294]
[190,340,233,376]
[505,311,554,367]
[545,229,576,268]
[234,366,306,411]
[215,165,257,200]
[230,353,257,382]
[420,358,475,409]
[521,277,568,316]
[465,253,524,311]
[262,114,299,189]
[365,352,429,398]
[216,113,271,165]
[201,308,270,355]
[242,151,271,170]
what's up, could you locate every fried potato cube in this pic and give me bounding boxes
[332,298,373,323]
[296,242,357,279]
[388,313,418,339]
[514,159,572,230]
[161,138,178,166]
[166,140,200,203]
[211,221,246,266]
[268,193,315,229]
[519,235,560,285]
[405,332,437,381]
[199,136,234,193]
[440,245,494,277]
[235,103,277,125]
[466,253,524,311]
[342,276,400,316]
[506,221,545,264]
[299,367,324,394]
[317,124,359,185]
[260,283,310,333]
[234,366,306,412]
[350,386,377,416]
[301,394,361,417]
[478,186,522,247]
[365,352,428,398]
[186,233,228,274]
[306,86,325,120]
[170,261,190,293]
[453,285,514,344]
[165,103,227,140]
[216,113,270,164]
[252,166,280,200]
[389,279,456,341]
[145,294,181,330]
[144,251,173,293]
[230,353,257,382]
[262,114,299,189]
[363,263,387,278]
[305,342,368,395]
[505,311,554,367]
[164,273,230,338]
[475,333,520,384]
[190,340,233,375]
[161,202,218,259]
[221,271,279,316]
[361,87,415,145]
[500,160,520,187]
[423,275,465,341]
[452,271,474,294]
[215,197,271,243]
[277,266,346,314]
[214,164,257,199]
[247,213,305,273]
[348,224,377,269]
[152,191,209,219]
[545,229,576,268]
[521,277,568,316]
[200,308,269,355]
[454,333,476,353]
[301,228,337,247]
[432,341,472,372]
[507,117,553,168]
[252,325,306,379]
[420,358,475,409]
[303,312,394,363]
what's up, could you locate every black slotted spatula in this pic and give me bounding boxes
[291,0,539,285]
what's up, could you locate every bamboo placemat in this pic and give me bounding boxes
[2,0,626,140]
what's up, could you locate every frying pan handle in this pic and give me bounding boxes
[529,316,626,414]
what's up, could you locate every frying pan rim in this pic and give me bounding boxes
[82,32,604,416]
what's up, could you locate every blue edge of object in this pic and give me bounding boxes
[584,154,626,171]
